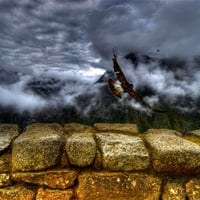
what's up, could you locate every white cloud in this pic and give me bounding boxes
[0,83,46,113]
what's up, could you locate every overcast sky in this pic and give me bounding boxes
[0,0,200,113]
[1,0,200,72]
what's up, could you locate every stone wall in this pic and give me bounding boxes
[0,123,200,200]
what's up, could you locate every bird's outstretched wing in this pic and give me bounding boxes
[128,88,167,113]
[112,53,131,89]
[128,88,152,110]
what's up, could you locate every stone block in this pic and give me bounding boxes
[94,123,138,135]
[0,174,11,188]
[162,180,185,200]
[12,123,65,171]
[144,130,200,175]
[188,130,200,137]
[36,188,73,200]
[12,169,78,189]
[96,132,149,171]
[0,184,35,200]
[64,123,95,135]
[66,132,96,167]
[0,154,10,173]
[76,171,161,200]
[186,179,200,200]
[0,124,19,153]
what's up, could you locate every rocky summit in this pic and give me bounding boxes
[0,123,200,199]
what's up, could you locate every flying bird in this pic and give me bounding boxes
[108,53,167,113]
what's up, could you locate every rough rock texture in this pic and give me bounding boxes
[66,132,96,167]
[1,122,200,199]
[0,124,19,153]
[12,123,65,172]
[188,129,200,137]
[64,123,95,136]
[0,184,36,200]
[95,133,149,171]
[162,180,185,200]
[94,123,138,135]
[36,188,73,200]
[186,179,200,200]
[12,169,78,189]
[76,171,161,200]
[145,128,182,136]
[0,154,10,173]
[184,135,200,146]
[144,131,200,175]
[0,174,11,187]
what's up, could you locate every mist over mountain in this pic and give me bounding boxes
[0,51,200,133]
[0,0,200,132]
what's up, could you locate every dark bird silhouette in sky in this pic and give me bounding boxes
[108,53,167,113]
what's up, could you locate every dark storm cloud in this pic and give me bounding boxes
[0,0,101,74]
[87,0,161,59]
[88,0,200,59]
[1,0,200,72]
